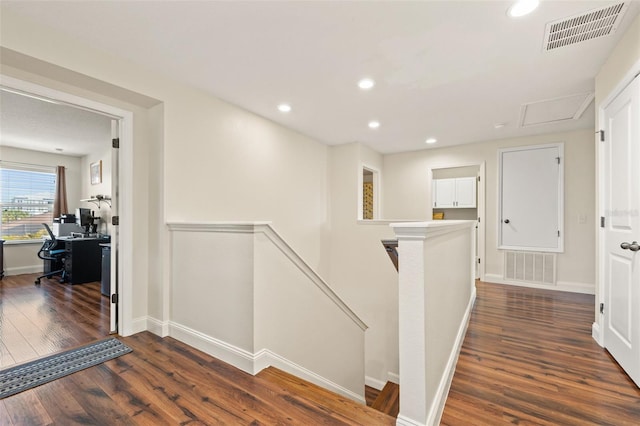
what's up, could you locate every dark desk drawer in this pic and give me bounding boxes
[64,238,108,284]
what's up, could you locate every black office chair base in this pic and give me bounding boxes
[34,269,66,285]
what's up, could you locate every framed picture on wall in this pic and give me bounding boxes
[90,160,102,185]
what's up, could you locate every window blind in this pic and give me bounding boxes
[0,162,56,241]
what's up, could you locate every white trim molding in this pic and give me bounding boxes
[592,321,603,347]
[255,349,365,404]
[146,316,170,337]
[168,320,365,403]
[365,376,387,391]
[169,321,256,374]
[484,273,595,295]
[428,286,476,426]
[4,265,42,276]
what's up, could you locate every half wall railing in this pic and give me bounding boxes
[166,221,367,402]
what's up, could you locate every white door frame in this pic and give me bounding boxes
[596,59,640,346]
[428,162,486,281]
[0,74,135,336]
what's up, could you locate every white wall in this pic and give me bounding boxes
[328,143,400,388]
[0,146,82,274]
[1,7,331,345]
[80,143,113,236]
[383,128,596,292]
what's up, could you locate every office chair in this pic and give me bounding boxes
[35,223,66,285]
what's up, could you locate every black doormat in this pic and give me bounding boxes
[0,337,132,399]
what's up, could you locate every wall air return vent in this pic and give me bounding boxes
[543,2,628,51]
[504,251,556,286]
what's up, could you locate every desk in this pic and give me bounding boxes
[53,236,110,285]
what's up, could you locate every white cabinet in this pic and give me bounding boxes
[433,177,476,208]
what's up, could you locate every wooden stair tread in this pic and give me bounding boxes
[371,381,400,418]
[258,367,396,425]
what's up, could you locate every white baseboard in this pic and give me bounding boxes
[388,371,400,385]
[484,274,595,294]
[169,321,255,374]
[5,265,42,276]
[130,316,150,335]
[397,414,426,426]
[255,349,365,404]
[365,375,386,391]
[146,316,170,337]
[365,371,399,391]
[426,286,476,426]
[168,321,364,403]
[592,322,603,347]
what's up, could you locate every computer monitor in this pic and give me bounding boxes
[76,208,92,232]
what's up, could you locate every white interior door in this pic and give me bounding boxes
[499,144,563,251]
[110,120,119,334]
[602,74,640,387]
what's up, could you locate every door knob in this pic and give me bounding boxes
[503,219,510,224]
[620,241,640,251]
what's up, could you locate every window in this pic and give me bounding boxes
[0,163,56,241]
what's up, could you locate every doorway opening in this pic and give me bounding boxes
[359,165,380,220]
[1,74,134,338]
[429,163,486,280]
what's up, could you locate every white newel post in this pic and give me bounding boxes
[391,221,476,426]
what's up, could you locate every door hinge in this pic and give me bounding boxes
[478,258,481,264]
[477,217,481,223]
[112,138,120,148]
[600,303,604,314]
[556,157,561,165]
[558,230,560,237]
[601,216,605,228]
[111,293,118,304]
[598,130,605,142]
[112,216,119,226]
[477,176,480,182]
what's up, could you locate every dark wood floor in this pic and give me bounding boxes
[2,275,639,425]
[441,281,640,425]
[0,274,394,425]
[0,273,110,368]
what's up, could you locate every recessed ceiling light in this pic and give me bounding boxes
[494,123,506,129]
[277,103,291,113]
[425,138,437,144]
[508,0,539,17]
[358,78,375,90]
[368,120,380,129]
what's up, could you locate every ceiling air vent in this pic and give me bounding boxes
[543,2,628,51]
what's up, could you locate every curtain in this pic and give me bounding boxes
[53,166,68,218]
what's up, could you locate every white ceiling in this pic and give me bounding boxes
[0,90,112,157]
[1,1,638,155]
